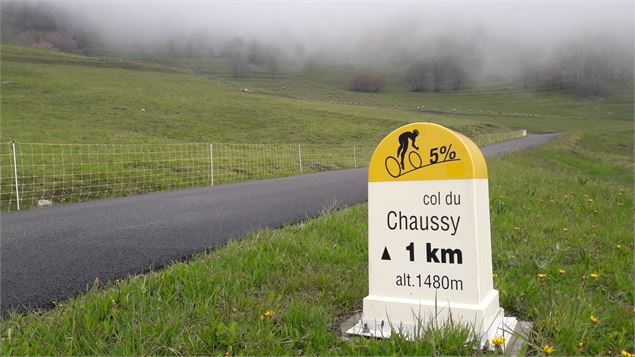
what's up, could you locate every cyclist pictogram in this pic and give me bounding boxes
[384,129,460,178]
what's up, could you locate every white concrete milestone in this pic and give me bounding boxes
[346,123,516,349]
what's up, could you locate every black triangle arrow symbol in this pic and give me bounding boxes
[381,247,391,260]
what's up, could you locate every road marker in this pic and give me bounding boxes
[346,122,517,349]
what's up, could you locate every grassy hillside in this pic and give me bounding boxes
[1,44,464,145]
[0,44,633,355]
[0,44,521,210]
[2,130,632,355]
[2,44,632,146]
[83,47,634,133]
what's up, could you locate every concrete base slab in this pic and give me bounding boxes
[506,321,534,356]
[340,312,532,355]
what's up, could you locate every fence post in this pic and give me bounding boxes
[209,143,214,186]
[353,145,357,168]
[11,141,20,211]
[298,144,303,175]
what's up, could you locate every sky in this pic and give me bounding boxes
[56,1,632,37]
[26,1,635,75]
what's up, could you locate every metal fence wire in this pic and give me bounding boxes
[0,142,375,211]
[0,130,525,211]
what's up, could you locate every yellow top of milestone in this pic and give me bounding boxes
[368,122,488,182]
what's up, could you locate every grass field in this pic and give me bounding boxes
[2,131,632,355]
[1,44,524,211]
[0,44,633,355]
[3,44,632,146]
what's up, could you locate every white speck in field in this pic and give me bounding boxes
[38,199,52,207]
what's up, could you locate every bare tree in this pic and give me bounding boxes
[166,38,177,56]
[349,74,385,92]
[222,37,250,78]
[430,61,447,92]
[185,40,194,57]
[266,53,280,79]
[446,60,467,90]
[231,54,249,78]
[406,61,431,92]
[571,52,610,97]
[247,40,265,65]
[45,31,80,53]
[261,45,285,79]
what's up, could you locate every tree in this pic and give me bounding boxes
[446,60,467,90]
[349,74,385,92]
[430,61,447,92]
[263,46,286,79]
[185,40,194,58]
[571,52,610,97]
[266,53,280,79]
[166,38,177,56]
[45,31,80,53]
[247,40,265,65]
[222,37,250,78]
[406,61,432,92]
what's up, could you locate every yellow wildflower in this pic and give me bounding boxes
[591,224,597,229]
[590,273,599,279]
[587,198,593,203]
[493,273,498,278]
[559,268,566,274]
[621,350,634,357]
[542,344,555,355]
[563,227,569,232]
[232,307,237,313]
[578,341,584,348]
[590,315,599,324]
[616,244,622,249]
[537,273,546,279]
[514,226,521,231]
[491,336,505,346]
[260,309,274,320]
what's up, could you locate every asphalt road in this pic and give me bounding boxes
[1,133,558,315]
[480,133,559,157]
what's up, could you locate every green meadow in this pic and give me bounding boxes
[1,44,522,211]
[0,44,633,355]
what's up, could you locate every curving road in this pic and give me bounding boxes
[1,133,558,315]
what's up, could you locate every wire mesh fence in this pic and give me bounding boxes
[0,130,525,211]
[0,142,374,211]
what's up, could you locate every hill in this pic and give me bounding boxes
[0,43,633,356]
[2,44,632,146]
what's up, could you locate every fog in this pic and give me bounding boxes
[3,1,633,84]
